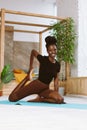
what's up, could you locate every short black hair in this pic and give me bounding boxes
[45,36,57,49]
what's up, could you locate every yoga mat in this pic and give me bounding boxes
[0,100,87,110]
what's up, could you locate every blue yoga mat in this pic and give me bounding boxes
[0,100,87,110]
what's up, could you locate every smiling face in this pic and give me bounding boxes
[47,44,57,59]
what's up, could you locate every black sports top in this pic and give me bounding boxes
[37,54,60,85]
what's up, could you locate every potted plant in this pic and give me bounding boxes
[0,64,14,96]
[50,17,76,79]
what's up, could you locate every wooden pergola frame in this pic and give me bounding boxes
[0,8,65,73]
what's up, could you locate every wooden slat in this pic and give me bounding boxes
[66,77,87,95]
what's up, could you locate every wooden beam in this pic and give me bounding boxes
[14,29,39,34]
[5,9,65,20]
[5,20,51,28]
[0,9,5,73]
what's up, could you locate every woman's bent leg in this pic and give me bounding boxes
[27,87,64,104]
[9,75,29,102]
[39,89,64,104]
[8,80,48,102]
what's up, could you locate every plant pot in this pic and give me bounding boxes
[0,81,3,96]
[59,87,65,96]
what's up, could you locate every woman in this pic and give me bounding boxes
[9,36,65,104]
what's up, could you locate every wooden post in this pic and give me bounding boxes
[65,62,70,80]
[39,33,42,54]
[0,9,5,73]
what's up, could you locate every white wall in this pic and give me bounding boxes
[78,0,87,76]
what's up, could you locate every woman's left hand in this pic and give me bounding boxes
[27,69,34,81]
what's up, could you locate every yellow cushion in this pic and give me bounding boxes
[14,73,27,83]
[13,69,35,84]
[13,69,25,74]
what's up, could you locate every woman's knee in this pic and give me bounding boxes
[53,95,64,103]
[8,93,18,102]
[49,92,64,104]
[57,96,64,103]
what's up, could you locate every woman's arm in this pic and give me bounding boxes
[28,49,40,79]
[54,73,59,91]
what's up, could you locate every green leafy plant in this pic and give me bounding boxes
[0,64,14,90]
[50,17,76,64]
